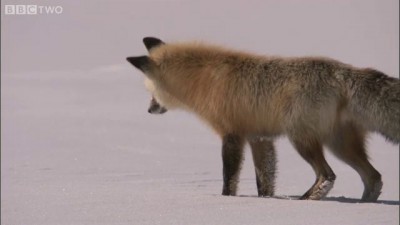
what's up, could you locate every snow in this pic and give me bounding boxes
[1,0,399,224]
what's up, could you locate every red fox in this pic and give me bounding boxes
[127,37,399,202]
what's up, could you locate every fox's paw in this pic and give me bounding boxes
[300,179,334,200]
[361,180,383,202]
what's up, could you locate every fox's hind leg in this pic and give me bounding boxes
[327,121,382,202]
[221,134,245,196]
[289,135,336,200]
[248,136,276,197]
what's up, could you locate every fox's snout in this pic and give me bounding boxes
[148,97,167,114]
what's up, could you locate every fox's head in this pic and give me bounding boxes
[126,37,184,114]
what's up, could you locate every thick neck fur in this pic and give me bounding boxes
[149,43,272,135]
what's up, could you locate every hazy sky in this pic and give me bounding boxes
[1,0,399,76]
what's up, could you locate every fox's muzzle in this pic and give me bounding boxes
[148,97,167,114]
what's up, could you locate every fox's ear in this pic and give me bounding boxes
[143,37,164,52]
[126,56,155,73]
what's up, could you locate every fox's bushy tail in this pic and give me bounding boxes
[347,68,400,143]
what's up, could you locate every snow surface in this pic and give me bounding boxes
[1,0,399,224]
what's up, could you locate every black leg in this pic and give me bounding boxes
[248,136,276,197]
[221,134,245,196]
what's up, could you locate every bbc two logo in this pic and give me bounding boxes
[4,5,63,15]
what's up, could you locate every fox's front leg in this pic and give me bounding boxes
[221,134,245,196]
[248,136,276,197]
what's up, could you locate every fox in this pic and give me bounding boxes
[126,37,400,202]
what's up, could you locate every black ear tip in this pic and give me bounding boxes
[126,56,137,64]
[143,37,164,51]
[143,36,161,43]
[126,56,148,69]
